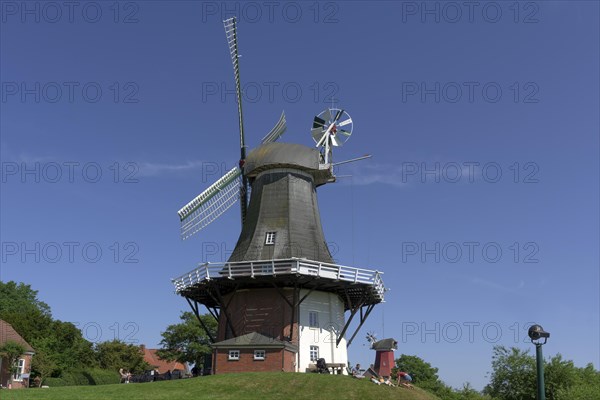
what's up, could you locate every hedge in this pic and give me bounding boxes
[43,377,68,387]
[84,368,120,385]
[43,369,120,387]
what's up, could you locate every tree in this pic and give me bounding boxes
[393,354,459,399]
[393,354,490,400]
[0,281,53,342]
[40,320,96,374]
[544,353,579,399]
[482,346,598,400]
[483,346,536,400]
[555,363,600,400]
[0,281,97,378]
[95,340,149,373]
[0,340,26,387]
[456,383,490,400]
[30,337,58,386]
[0,281,51,317]
[157,311,217,368]
[393,354,440,383]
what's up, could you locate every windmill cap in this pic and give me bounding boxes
[244,142,333,185]
[371,338,398,351]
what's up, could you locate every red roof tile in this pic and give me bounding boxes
[0,320,35,353]
[140,346,188,374]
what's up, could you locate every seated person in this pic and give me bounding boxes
[351,363,365,378]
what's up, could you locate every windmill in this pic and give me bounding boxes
[172,17,386,375]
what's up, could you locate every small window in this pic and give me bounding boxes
[260,264,273,274]
[310,345,319,362]
[13,359,25,381]
[309,311,319,328]
[265,232,276,245]
[254,350,266,360]
[228,350,240,361]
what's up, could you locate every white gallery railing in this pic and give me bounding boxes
[172,258,385,301]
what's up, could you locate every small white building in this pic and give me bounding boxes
[297,290,348,372]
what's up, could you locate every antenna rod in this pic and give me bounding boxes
[332,154,372,166]
[224,17,249,224]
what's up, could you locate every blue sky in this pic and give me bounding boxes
[1,0,598,390]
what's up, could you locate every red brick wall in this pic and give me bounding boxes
[217,288,298,344]
[214,348,296,374]
[0,354,32,389]
[282,349,296,372]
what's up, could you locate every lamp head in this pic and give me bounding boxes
[528,324,550,343]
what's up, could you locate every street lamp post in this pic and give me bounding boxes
[528,324,550,400]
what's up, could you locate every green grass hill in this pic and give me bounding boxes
[3,372,440,400]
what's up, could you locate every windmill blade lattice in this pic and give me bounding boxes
[224,17,250,223]
[261,111,287,144]
[178,167,243,240]
[223,17,245,146]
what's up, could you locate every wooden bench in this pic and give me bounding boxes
[326,363,346,374]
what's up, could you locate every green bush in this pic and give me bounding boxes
[61,370,92,386]
[43,377,68,387]
[44,369,120,387]
[84,368,120,385]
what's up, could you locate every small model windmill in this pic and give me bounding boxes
[172,17,386,375]
[368,334,398,379]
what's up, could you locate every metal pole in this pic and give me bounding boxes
[535,343,546,400]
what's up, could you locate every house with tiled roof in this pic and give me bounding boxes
[211,332,298,374]
[140,345,188,375]
[0,320,35,389]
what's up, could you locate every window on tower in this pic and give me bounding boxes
[265,232,276,245]
[309,345,319,362]
[309,311,319,328]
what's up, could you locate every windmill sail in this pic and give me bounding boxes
[261,111,287,144]
[223,16,249,223]
[223,17,245,150]
[178,167,243,240]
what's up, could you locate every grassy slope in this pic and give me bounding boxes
[3,373,440,400]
